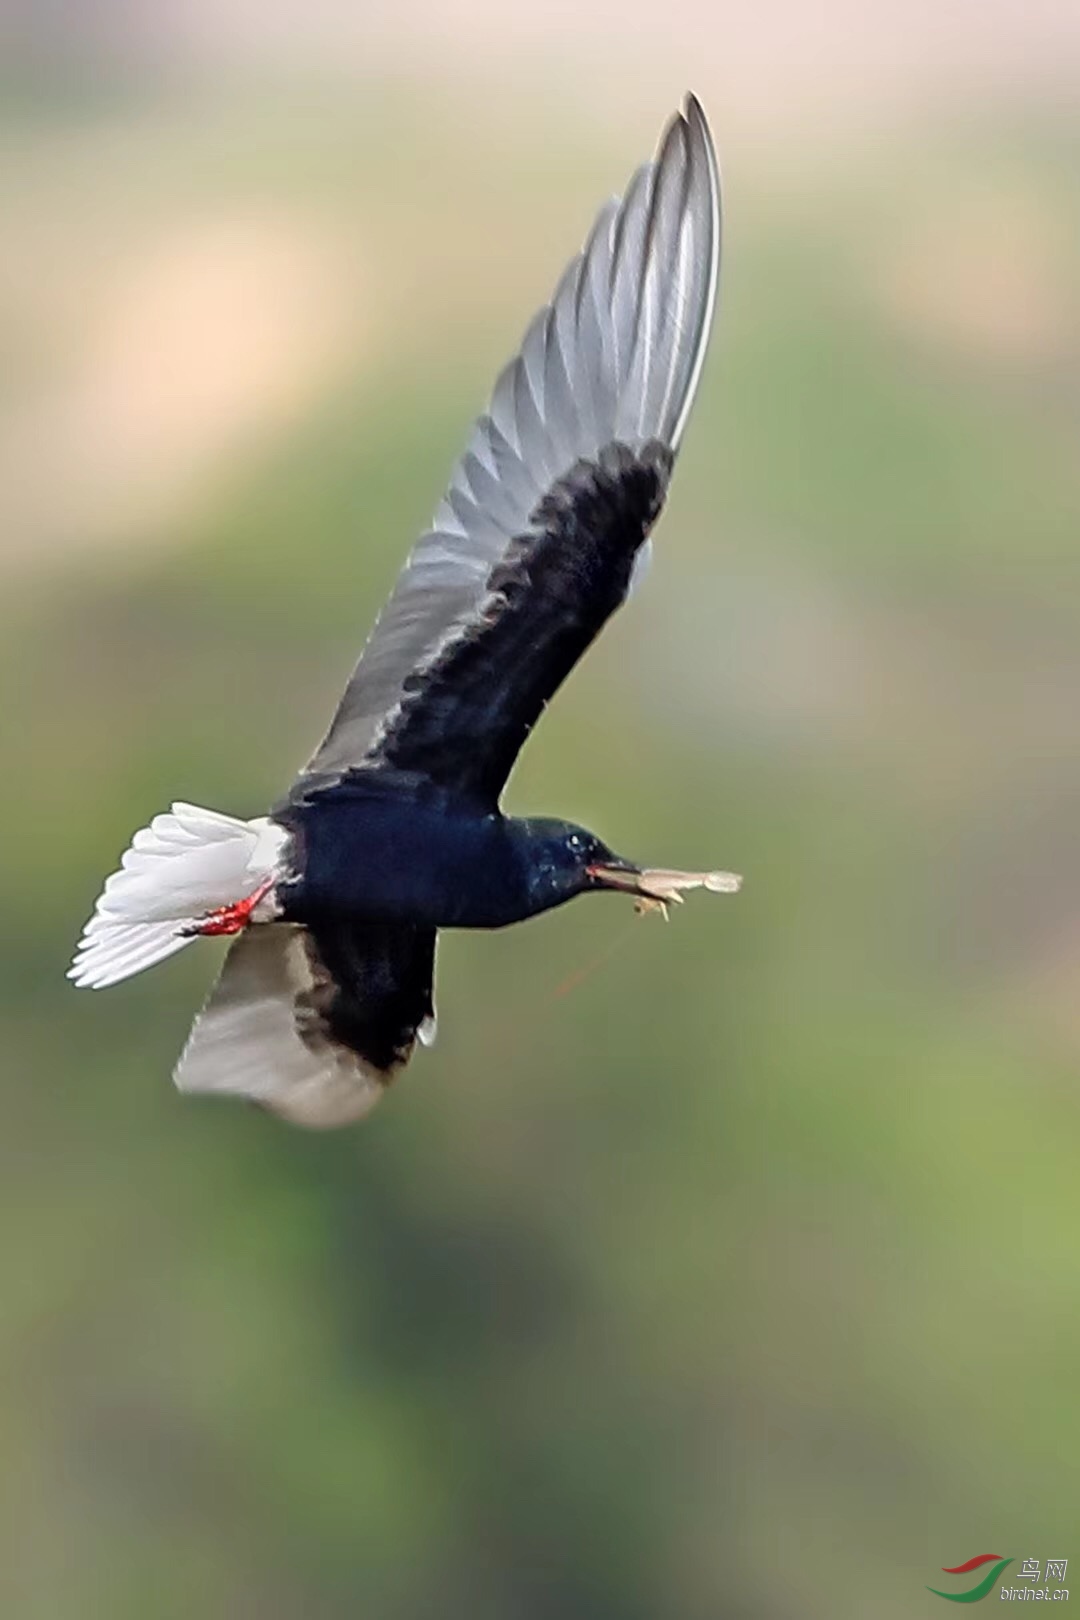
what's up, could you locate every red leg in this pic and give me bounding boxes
[184,877,274,937]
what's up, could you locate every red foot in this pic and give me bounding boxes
[188,877,273,937]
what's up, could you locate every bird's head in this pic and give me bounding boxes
[519,818,651,911]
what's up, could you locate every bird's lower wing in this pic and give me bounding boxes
[174,920,436,1129]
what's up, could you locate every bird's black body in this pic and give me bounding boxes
[279,775,623,931]
[279,777,526,929]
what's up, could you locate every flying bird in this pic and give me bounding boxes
[70,94,740,1128]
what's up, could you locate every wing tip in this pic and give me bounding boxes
[668,92,722,453]
[679,91,722,235]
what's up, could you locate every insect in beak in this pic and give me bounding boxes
[586,864,742,918]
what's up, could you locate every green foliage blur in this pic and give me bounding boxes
[2,25,1079,1620]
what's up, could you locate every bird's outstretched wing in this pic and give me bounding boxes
[174,920,436,1128]
[288,94,720,809]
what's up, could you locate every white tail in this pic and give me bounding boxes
[69,803,284,990]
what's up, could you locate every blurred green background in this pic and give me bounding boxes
[2,4,1079,1616]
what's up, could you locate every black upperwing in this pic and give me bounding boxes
[284,95,720,807]
[367,441,671,802]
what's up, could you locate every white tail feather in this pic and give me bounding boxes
[69,803,284,990]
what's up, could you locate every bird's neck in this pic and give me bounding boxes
[503,818,587,920]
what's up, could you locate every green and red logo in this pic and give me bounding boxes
[931,1555,1069,1601]
[928,1555,1013,1603]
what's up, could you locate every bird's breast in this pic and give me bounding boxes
[278,785,528,930]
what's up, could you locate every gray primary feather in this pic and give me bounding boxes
[294,94,720,792]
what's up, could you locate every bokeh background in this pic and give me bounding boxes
[2,4,1079,1616]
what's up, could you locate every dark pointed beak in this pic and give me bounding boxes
[585,859,646,896]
